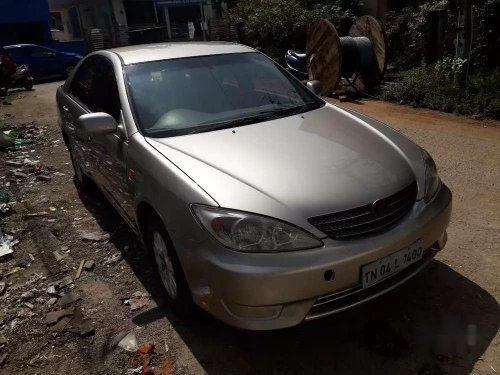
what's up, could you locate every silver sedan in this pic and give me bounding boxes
[56,42,452,330]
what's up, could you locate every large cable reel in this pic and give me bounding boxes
[306,16,387,95]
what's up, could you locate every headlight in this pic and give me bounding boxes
[422,150,441,202]
[192,205,323,252]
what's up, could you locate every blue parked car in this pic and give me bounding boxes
[4,44,82,78]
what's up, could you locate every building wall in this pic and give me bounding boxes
[0,0,52,45]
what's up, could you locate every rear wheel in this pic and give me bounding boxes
[24,82,33,91]
[147,216,194,315]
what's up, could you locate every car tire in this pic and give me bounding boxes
[67,139,90,191]
[147,216,195,315]
[24,83,33,91]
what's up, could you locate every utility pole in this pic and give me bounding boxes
[457,0,472,87]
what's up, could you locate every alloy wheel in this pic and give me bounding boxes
[153,231,178,299]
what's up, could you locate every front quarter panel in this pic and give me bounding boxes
[127,133,218,271]
[333,104,427,200]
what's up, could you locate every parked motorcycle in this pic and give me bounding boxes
[285,50,309,81]
[0,64,34,96]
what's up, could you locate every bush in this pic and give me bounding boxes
[380,62,500,119]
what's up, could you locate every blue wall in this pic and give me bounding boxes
[0,0,52,46]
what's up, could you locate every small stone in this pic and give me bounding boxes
[36,175,51,182]
[21,291,35,300]
[83,260,95,271]
[44,308,74,325]
[0,281,6,296]
[11,171,28,179]
[79,231,110,242]
[5,160,23,167]
[59,291,80,306]
[47,297,58,306]
[0,334,7,345]
[24,302,35,309]
[35,297,46,304]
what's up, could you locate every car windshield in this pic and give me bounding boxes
[124,52,323,137]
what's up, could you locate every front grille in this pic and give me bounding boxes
[309,182,418,239]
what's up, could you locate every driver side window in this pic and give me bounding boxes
[69,56,121,121]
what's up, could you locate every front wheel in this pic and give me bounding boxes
[148,217,195,315]
[67,138,90,190]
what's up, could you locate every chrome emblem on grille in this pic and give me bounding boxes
[371,199,388,218]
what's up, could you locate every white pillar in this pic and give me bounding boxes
[164,6,172,39]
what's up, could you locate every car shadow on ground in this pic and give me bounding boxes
[78,183,499,375]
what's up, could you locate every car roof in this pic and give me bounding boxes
[4,44,39,48]
[109,42,255,65]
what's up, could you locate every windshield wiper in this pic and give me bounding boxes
[189,115,268,135]
[188,102,323,135]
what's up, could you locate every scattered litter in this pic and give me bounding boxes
[124,291,151,311]
[83,260,95,271]
[46,285,59,297]
[131,343,155,375]
[125,367,143,375]
[24,302,35,310]
[64,309,94,336]
[49,207,57,212]
[5,266,22,276]
[0,228,16,258]
[0,281,6,295]
[104,252,123,265]
[45,308,75,325]
[53,250,67,262]
[0,203,12,216]
[117,331,139,352]
[28,253,35,261]
[25,211,49,217]
[79,231,110,242]
[59,291,80,306]
[75,260,85,279]
[54,275,73,289]
[159,356,175,375]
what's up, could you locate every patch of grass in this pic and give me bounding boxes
[380,67,500,119]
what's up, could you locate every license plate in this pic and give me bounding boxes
[362,240,424,288]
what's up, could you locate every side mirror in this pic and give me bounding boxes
[78,112,117,135]
[306,80,322,95]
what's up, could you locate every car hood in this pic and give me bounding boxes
[146,104,425,233]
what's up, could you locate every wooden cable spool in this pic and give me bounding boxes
[306,20,342,96]
[348,15,387,91]
[306,16,387,94]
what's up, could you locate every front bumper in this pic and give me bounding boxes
[187,184,452,330]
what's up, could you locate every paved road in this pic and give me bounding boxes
[0,82,498,374]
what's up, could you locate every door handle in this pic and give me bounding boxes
[62,105,69,112]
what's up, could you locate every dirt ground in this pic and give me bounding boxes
[0,82,499,375]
